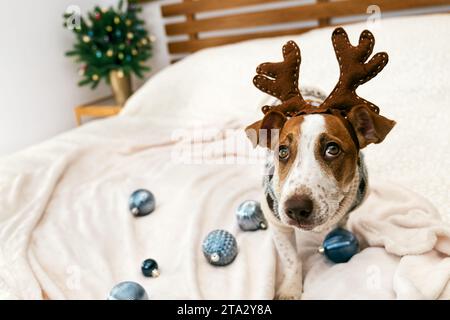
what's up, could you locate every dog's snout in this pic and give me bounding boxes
[285,195,314,222]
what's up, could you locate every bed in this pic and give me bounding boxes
[0,0,449,299]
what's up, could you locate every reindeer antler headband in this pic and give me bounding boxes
[247,27,395,149]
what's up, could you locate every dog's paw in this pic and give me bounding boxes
[275,293,301,300]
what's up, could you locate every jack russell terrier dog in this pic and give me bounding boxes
[245,28,396,299]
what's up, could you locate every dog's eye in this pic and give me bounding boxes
[278,145,290,160]
[324,142,340,159]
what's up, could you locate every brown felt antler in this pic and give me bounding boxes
[253,40,310,116]
[245,41,311,147]
[320,27,389,114]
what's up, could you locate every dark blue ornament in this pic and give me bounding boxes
[202,230,238,266]
[236,200,267,231]
[319,228,359,263]
[115,30,122,38]
[125,55,132,62]
[129,189,155,217]
[108,281,148,300]
[141,258,159,277]
[87,30,94,37]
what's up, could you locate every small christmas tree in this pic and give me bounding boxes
[64,0,153,89]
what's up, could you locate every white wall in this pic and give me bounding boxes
[0,0,170,157]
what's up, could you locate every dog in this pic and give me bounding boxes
[245,28,396,299]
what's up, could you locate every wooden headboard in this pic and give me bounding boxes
[155,0,450,60]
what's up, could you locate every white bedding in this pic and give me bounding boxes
[0,14,449,299]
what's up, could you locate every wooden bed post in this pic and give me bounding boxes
[184,0,199,41]
[317,0,331,27]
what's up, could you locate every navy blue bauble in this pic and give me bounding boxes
[202,230,238,266]
[129,189,155,217]
[236,200,267,231]
[108,281,148,300]
[319,228,359,263]
[141,258,160,277]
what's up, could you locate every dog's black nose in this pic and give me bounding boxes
[285,195,314,222]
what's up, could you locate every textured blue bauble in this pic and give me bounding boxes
[202,230,238,266]
[129,189,155,217]
[141,258,160,277]
[107,281,148,300]
[236,200,267,231]
[320,228,359,263]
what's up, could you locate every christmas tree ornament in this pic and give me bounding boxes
[125,19,132,26]
[117,69,124,78]
[107,281,148,300]
[101,7,108,13]
[82,35,90,43]
[318,228,359,263]
[115,30,122,38]
[78,66,86,76]
[125,55,132,62]
[141,258,160,277]
[114,16,120,24]
[127,32,134,40]
[87,30,94,37]
[202,230,238,266]
[118,52,124,60]
[132,49,138,56]
[106,49,113,57]
[129,189,155,217]
[141,38,148,45]
[236,200,267,231]
[94,12,101,20]
[106,25,113,32]
[92,74,99,81]
[95,50,102,58]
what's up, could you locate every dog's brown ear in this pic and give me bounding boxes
[245,111,287,149]
[347,105,396,148]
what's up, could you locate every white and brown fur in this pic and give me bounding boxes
[273,114,361,231]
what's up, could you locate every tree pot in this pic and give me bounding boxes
[109,70,132,106]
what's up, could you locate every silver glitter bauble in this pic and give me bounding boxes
[202,229,238,266]
[129,189,155,217]
[236,200,267,231]
[107,281,148,300]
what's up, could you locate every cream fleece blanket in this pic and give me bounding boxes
[0,117,448,299]
[0,15,449,299]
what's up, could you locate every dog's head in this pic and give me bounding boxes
[246,28,395,231]
[249,108,394,231]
